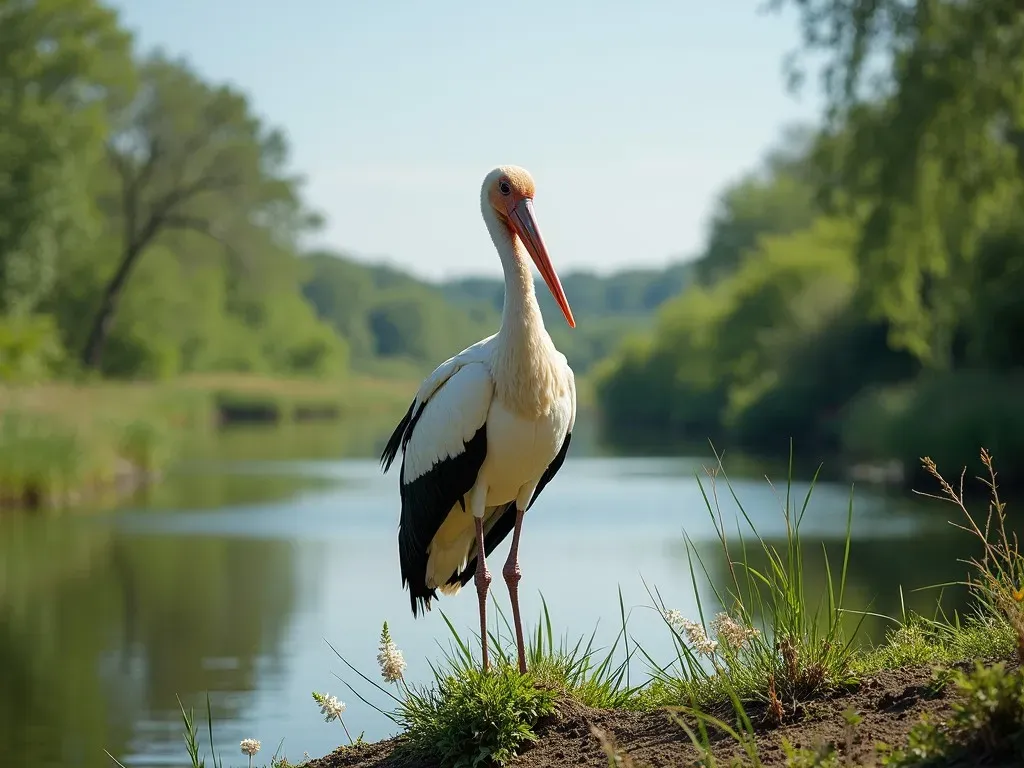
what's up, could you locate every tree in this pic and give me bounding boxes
[0,0,132,317]
[712,216,859,421]
[773,0,1024,365]
[82,55,318,370]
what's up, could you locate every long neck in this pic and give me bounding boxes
[482,205,559,416]
[482,206,545,343]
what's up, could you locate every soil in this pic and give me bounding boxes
[305,659,1016,768]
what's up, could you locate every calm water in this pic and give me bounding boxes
[1,418,981,767]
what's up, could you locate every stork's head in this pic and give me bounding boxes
[482,165,575,329]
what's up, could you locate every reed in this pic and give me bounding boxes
[0,373,414,511]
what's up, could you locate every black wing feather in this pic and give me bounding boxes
[381,400,425,472]
[398,425,488,616]
[383,391,489,617]
[446,431,572,590]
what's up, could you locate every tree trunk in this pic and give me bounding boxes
[81,243,144,370]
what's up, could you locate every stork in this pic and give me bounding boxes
[380,165,576,675]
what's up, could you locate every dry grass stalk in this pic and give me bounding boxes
[590,723,644,768]
[918,449,1024,663]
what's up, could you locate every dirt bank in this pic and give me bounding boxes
[306,659,1016,767]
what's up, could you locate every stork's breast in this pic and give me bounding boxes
[480,396,571,505]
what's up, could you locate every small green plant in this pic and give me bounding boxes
[923,666,954,699]
[327,608,635,767]
[182,694,220,768]
[782,740,841,768]
[329,618,562,766]
[105,693,296,768]
[879,661,1024,766]
[642,444,862,718]
[857,609,1015,673]
[106,695,224,768]
[398,663,556,767]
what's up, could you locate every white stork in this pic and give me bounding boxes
[380,165,576,675]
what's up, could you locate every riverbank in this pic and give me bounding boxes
[283,450,1022,768]
[0,373,414,511]
[310,658,1021,767]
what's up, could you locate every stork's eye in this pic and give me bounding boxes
[498,180,512,196]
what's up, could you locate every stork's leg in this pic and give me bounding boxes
[503,508,528,675]
[474,515,491,672]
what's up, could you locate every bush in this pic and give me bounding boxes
[880,662,1024,766]
[398,665,556,767]
[0,314,65,383]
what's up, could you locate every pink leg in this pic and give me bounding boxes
[474,516,491,672]
[503,509,527,675]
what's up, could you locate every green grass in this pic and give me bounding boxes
[320,601,637,766]
[396,663,556,766]
[855,609,1015,673]
[0,372,414,511]
[121,446,1024,768]
[636,446,861,720]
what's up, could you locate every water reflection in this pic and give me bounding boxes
[0,510,300,767]
[0,421,998,767]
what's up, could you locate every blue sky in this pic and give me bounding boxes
[108,0,823,280]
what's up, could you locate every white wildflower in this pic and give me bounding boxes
[313,689,355,744]
[377,621,407,683]
[663,609,685,629]
[240,738,261,756]
[663,610,718,658]
[682,619,719,658]
[711,612,760,649]
[320,693,345,722]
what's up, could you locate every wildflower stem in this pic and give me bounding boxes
[339,716,354,744]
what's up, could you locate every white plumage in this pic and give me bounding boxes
[380,165,577,674]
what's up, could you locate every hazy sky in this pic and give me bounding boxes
[108,0,823,280]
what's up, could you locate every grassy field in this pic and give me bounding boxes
[0,373,415,512]
[135,448,1024,768]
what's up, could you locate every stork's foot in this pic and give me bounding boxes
[504,508,528,675]
[474,516,491,672]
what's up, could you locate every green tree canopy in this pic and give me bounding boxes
[776,0,1024,365]
[0,0,132,316]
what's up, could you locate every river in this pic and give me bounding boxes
[0,418,979,767]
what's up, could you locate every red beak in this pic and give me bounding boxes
[509,198,575,328]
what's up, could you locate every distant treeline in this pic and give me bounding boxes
[595,0,1024,487]
[302,254,693,377]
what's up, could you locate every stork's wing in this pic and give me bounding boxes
[447,358,577,590]
[382,346,495,616]
[380,334,495,475]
